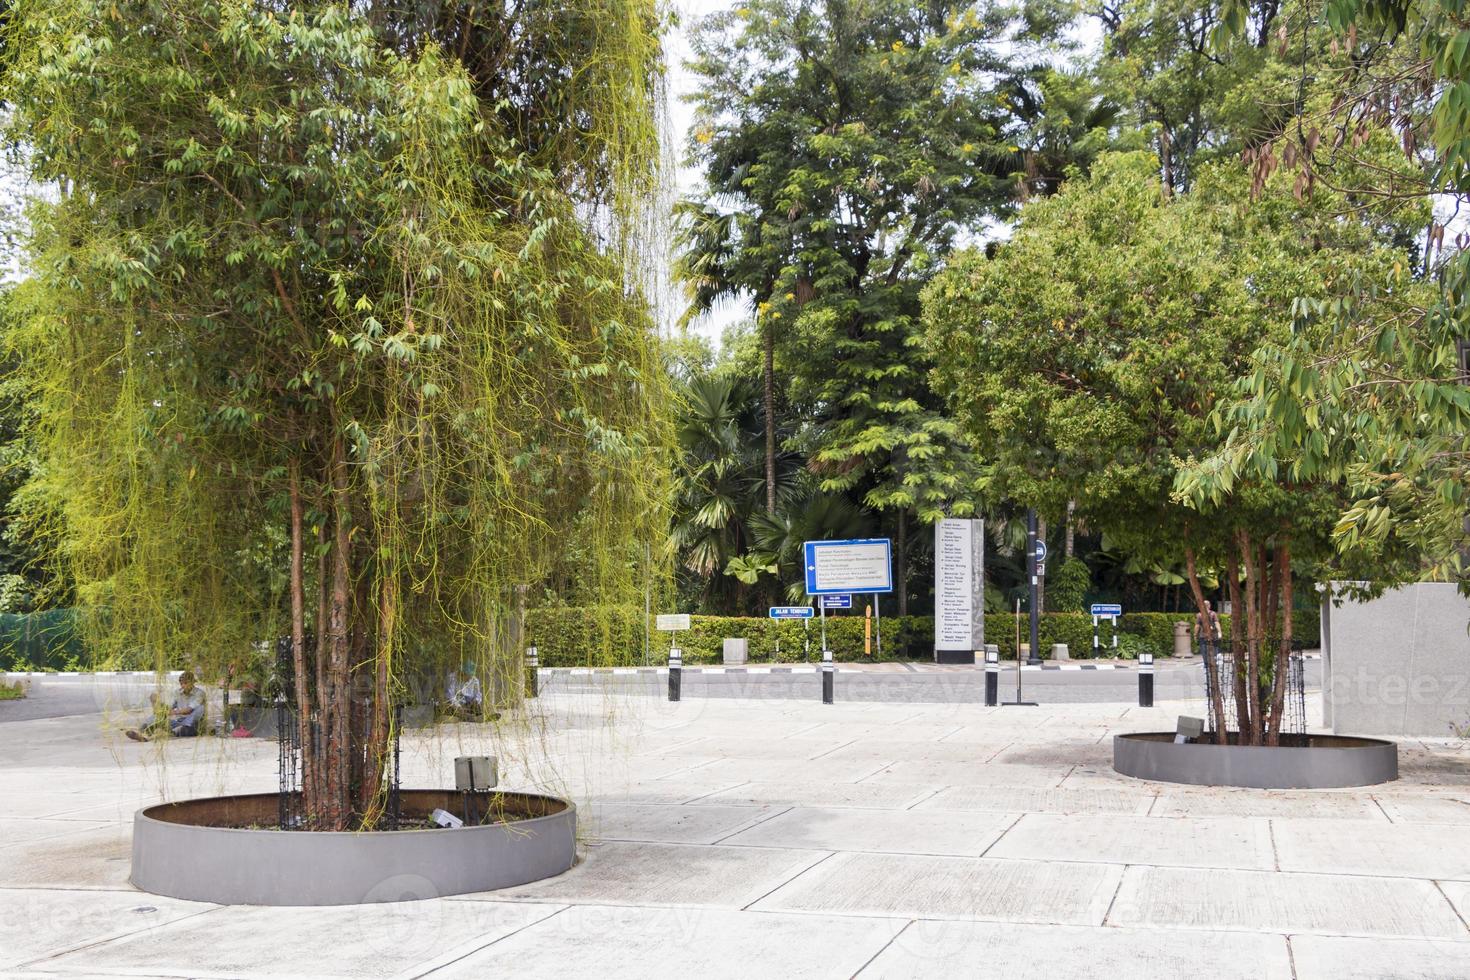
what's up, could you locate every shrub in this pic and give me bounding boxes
[1046,558,1090,613]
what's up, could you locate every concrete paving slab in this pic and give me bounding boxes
[753,852,1122,924]
[1109,865,1468,939]
[674,756,892,783]
[1290,934,1470,980]
[812,739,1002,765]
[858,919,1293,979]
[692,779,936,809]
[561,776,751,805]
[0,824,132,889]
[860,760,1076,788]
[1373,793,1470,825]
[916,785,1155,816]
[988,740,1114,767]
[487,840,829,909]
[719,806,1018,857]
[1273,818,1470,880]
[424,905,905,979]
[1149,789,1387,820]
[0,887,212,970]
[28,899,562,978]
[989,813,1276,871]
[582,802,775,845]
[1437,879,1470,925]
[0,817,116,849]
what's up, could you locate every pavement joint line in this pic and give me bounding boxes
[981,742,1012,763]
[806,738,858,762]
[1099,863,1130,927]
[405,903,571,980]
[850,760,901,784]
[849,917,915,978]
[1268,818,1282,871]
[678,780,751,804]
[1433,879,1470,934]
[709,804,796,845]
[1370,796,1396,823]
[977,813,1026,860]
[739,848,838,911]
[902,787,945,811]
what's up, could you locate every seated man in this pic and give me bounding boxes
[126,670,206,741]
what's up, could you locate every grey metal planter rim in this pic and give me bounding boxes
[131,790,576,906]
[1112,732,1398,789]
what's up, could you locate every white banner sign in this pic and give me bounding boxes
[934,519,984,651]
[655,614,690,631]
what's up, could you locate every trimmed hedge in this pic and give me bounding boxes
[525,605,1321,666]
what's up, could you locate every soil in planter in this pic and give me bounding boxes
[146,790,567,831]
[1190,732,1386,748]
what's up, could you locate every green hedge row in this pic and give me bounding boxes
[524,606,1321,666]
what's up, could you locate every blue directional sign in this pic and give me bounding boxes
[803,538,893,596]
[820,594,852,610]
[1035,540,1049,563]
[769,606,815,619]
[1090,603,1123,617]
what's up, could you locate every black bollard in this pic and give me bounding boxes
[668,648,682,702]
[984,646,999,706]
[821,649,834,704]
[525,646,539,699]
[1138,651,1154,707]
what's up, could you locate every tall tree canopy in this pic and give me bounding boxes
[678,0,1065,608]
[4,0,671,828]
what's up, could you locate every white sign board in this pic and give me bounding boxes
[934,518,984,652]
[654,614,690,631]
[803,538,893,595]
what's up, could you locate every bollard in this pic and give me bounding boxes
[984,646,999,706]
[821,649,834,705]
[525,646,539,699]
[1138,651,1154,707]
[668,648,682,702]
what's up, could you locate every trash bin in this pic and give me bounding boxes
[1173,620,1192,658]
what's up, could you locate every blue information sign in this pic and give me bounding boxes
[820,594,852,610]
[1090,603,1123,617]
[769,606,815,619]
[803,538,893,596]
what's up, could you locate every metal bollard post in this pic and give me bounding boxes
[525,646,539,699]
[984,646,999,706]
[668,647,682,702]
[1138,651,1154,707]
[821,649,834,705]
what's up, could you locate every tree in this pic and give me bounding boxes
[5,0,670,828]
[1195,0,1470,579]
[677,0,1058,610]
[924,149,1428,741]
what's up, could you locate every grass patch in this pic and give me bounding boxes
[0,679,26,700]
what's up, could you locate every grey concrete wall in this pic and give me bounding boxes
[1323,582,1470,737]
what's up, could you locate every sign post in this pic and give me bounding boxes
[1027,511,1043,665]
[805,538,892,692]
[934,518,984,664]
[1090,603,1122,655]
[769,607,814,665]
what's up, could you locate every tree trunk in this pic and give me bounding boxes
[288,462,318,818]
[1238,529,1263,745]
[1225,547,1250,735]
[1264,540,1292,745]
[763,319,776,515]
[1184,546,1227,738]
[322,438,354,830]
[1064,499,1075,558]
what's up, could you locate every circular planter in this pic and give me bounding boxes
[131,790,575,906]
[1113,732,1398,789]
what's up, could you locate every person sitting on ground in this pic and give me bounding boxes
[126,670,206,741]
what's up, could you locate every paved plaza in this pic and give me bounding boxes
[2,676,1469,978]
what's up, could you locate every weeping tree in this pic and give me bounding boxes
[4,0,671,829]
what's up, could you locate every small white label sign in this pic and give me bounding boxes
[655,614,691,631]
